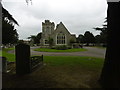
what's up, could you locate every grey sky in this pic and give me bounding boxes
[2,0,107,40]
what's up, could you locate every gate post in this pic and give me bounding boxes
[1,57,7,73]
[15,43,31,75]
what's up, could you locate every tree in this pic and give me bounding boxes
[2,3,19,26]
[99,2,120,88]
[84,31,95,46]
[48,37,53,48]
[28,32,42,45]
[77,34,85,43]
[28,35,37,45]
[95,35,101,44]
[94,20,107,46]
[93,18,108,46]
[36,32,42,45]
[1,2,19,45]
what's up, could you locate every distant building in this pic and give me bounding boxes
[40,20,76,46]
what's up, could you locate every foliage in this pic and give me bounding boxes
[84,31,95,45]
[94,18,107,46]
[17,40,25,44]
[2,4,19,26]
[77,32,95,46]
[77,34,85,43]
[55,45,68,50]
[2,3,19,45]
[48,37,54,48]
[2,19,19,45]
[28,32,42,45]
[36,32,42,44]
[94,26,107,44]
[69,39,76,46]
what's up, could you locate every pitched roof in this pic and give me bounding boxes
[55,22,71,34]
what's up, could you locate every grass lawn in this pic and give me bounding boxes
[44,56,104,69]
[2,48,15,62]
[43,56,104,88]
[2,48,104,88]
[0,50,2,56]
[34,48,87,52]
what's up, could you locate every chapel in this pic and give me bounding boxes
[40,20,76,46]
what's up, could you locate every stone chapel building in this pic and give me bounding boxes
[40,20,76,46]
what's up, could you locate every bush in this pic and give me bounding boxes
[67,46,72,49]
[55,45,68,50]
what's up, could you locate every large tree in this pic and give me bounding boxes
[77,34,85,43]
[28,32,42,45]
[2,3,19,26]
[94,19,107,46]
[36,32,42,44]
[2,20,18,45]
[99,2,120,88]
[84,31,95,46]
[2,3,19,45]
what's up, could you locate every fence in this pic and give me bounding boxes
[30,55,43,71]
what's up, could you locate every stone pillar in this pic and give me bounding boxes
[15,44,31,75]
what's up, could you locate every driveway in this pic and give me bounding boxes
[8,46,106,58]
[30,47,106,58]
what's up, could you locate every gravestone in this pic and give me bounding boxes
[15,44,31,75]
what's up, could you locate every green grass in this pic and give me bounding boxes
[2,48,103,69]
[2,48,104,88]
[44,56,104,70]
[34,48,87,52]
[0,50,2,56]
[3,55,104,88]
[2,48,15,62]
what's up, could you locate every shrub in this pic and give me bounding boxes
[55,45,68,50]
[67,46,72,49]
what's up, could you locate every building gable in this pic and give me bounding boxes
[40,20,76,46]
[54,22,71,35]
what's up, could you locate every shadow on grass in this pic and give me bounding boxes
[3,56,104,88]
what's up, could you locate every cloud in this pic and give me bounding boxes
[2,0,107,39]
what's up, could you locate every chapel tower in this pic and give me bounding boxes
[42,20,55,35]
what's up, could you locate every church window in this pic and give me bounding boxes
[57,33,66,45]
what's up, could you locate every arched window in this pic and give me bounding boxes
[57,32,66,45]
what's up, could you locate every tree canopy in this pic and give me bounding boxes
[1,3,19,26]
[1,2,19,45]
[28,32,42,45]
[77,31,95,46]
[94,19,107,46]
[2,17,18,45]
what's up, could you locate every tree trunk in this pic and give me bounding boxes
[99,2,120,88]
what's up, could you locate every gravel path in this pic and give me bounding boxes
[8,46,106,58]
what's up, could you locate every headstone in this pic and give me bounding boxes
[15,44,31,75]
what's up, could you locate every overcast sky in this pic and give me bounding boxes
[2,0,108,40]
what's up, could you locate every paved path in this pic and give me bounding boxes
[30,47,106,58]
[8,47,106,58]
